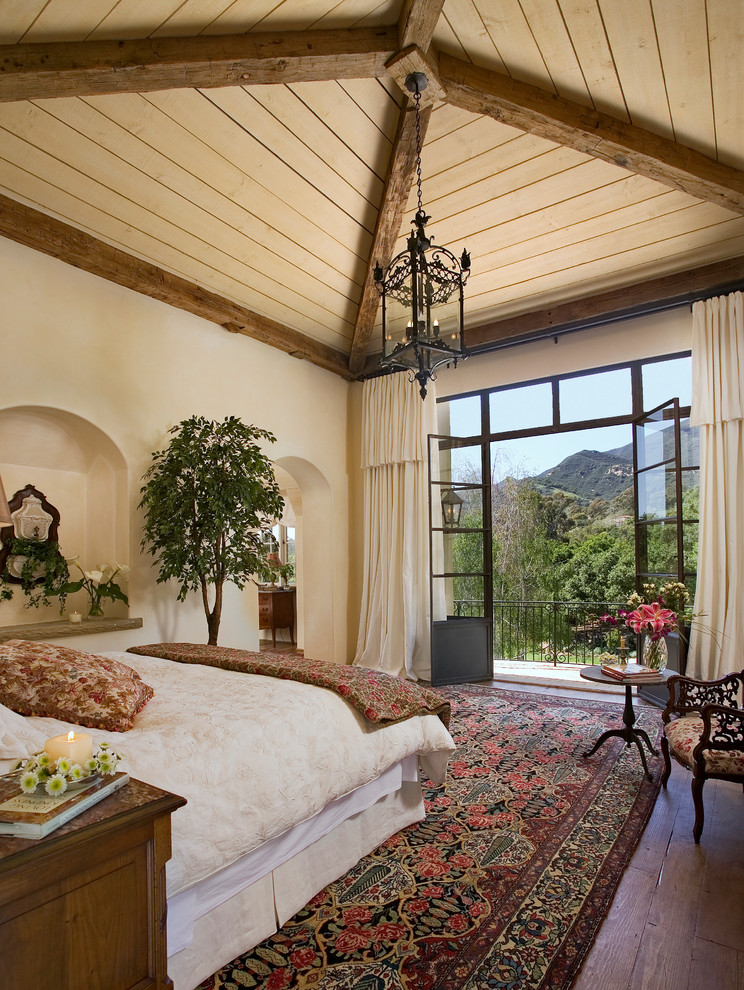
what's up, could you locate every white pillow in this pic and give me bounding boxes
[0,702,48,761]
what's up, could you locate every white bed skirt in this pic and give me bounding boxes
[168,760,425,990]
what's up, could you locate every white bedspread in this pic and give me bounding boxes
[0,650,454,900]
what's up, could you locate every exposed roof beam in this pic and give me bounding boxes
[399,0,446,50]
[466,255,744,352]
[348,103,432,374]
[0,193,351,378]
[440,53,744,216]
[0,25,398,102]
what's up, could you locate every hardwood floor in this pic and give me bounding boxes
[496,680,744,990]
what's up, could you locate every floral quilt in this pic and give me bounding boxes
[126,643,450,729]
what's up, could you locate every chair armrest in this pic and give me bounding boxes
[662,669,744,723]
[691,704,744,772]
[696,704,744,755]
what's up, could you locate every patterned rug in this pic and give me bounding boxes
[198,684,663,990]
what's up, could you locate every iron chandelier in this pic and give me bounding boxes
[374,72,471,400]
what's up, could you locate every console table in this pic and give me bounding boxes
[0,777,186,990]
[258,587,296,647]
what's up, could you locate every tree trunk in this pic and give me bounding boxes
[202,577,223,645]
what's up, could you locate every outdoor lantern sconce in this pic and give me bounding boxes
[375,72,470,400]
[441,488,464,528]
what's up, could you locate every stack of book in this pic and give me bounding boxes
[600,661,664,684]
[0,771,129,839]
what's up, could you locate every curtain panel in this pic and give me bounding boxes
[689,291,744,680]
[354,374,438,681]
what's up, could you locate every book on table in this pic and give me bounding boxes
[0,771,129,838]
[600,661,664,683]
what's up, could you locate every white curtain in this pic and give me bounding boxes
[689,291,744,680]
[354,373,438,681]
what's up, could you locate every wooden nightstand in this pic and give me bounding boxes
[0,777,186,990]
[258,586,296,647]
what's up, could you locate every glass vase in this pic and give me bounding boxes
[87,599,104,618]
[643,635,668,672]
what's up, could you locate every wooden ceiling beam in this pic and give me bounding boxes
[465,255,744,351]
[348,102,432,374]
[0,193,351,378]
[0,25,398,102]
[440,53,744,216]
[398,0,446,50]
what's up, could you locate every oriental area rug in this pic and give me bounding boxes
[199,684,663,990]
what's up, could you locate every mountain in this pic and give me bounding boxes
[529,425,699,503]
[533,448,633,502]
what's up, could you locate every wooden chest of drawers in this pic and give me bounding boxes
[258,587,296,647]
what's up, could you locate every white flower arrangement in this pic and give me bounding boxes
[17,742,121,797]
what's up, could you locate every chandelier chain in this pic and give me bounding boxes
[414,88,423,216]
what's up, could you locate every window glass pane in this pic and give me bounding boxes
[284,526,296,568]
[437,395,480,437]
[683,520,698,575]
[489,382,553,432]
[441,531,484,577]
[681,471,699,518]
[643,521,678,574]
[637,466,677,519]
[559,368,632,423]
[680,419,699,468]
[635,407,677,469]
[642,356,692,409]
[433,575,485,618]
[435,440,482,485]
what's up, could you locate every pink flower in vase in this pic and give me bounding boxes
[625,602,677,640]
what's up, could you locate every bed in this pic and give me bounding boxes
[0,641,455,990]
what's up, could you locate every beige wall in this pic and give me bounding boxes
[435,306,693,398]
[0,237,351,662]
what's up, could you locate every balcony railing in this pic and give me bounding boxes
[453,599,634,666]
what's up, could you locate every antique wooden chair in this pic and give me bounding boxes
[661,668,744,842]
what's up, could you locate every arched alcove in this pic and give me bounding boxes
[273,455,336,662]
[0,405,129,625]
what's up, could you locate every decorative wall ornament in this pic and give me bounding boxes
[0,485,69,609]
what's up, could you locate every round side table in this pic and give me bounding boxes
[579,665,669,779]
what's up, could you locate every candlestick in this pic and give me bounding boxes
[44,730,93,765]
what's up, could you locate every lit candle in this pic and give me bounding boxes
[69,611,82,624]
[620,636,626,650]
[45,730,93,764]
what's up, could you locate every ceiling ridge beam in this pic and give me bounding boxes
[439,52,744,216]
[0,25,398,102]
[0,193,351,378]
[348,102,432,374]
[466,255,744,351]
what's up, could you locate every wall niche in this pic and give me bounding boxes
[0,406,129,626]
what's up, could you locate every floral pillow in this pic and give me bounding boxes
[0,640,154,732]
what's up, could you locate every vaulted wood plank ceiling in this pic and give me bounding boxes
[1,0,743,380]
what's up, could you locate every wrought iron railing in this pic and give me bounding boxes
[452,599,633,666]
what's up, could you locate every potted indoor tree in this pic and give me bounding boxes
[139,415,285,645]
